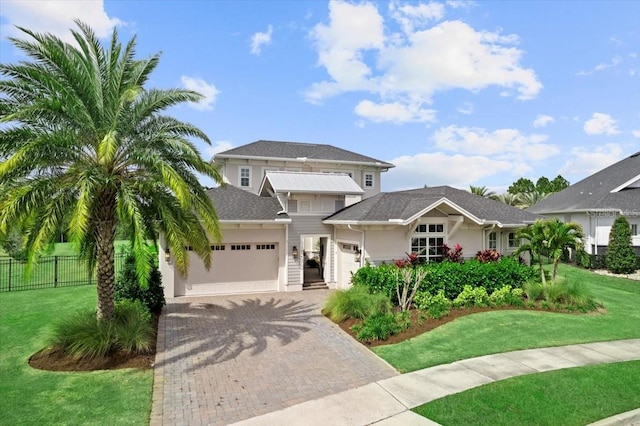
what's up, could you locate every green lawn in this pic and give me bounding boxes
[0,285,153,425]
[414,360,640,426]
[373,264,640,372]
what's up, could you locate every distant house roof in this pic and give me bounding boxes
[325,186,539,227]
[214,140,395,169]
[207,185,289,222]
[260,171,364,196]
[528,151,640,214]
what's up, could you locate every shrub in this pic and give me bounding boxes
[442,243,464,263]
[523,280,544,301]
[50,301,155,360]
[395,311,412,331]
[475,250,501,262]
[115,253,166,314]
[509,288,525,307]
[606,216,638,274]
[453,285,489,308]
[352,313,402,342]
[489,285,513,307]
[414,290,451,319]
[322,286,392,323]
[351,263,399,301]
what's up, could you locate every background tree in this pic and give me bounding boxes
[495,193,521,207]
[469,185,498,200]
[535,177,551,194]
[507,177,535,195]
[549,175,570,193]
[517,191,549,209]
[606,216,638,274]
[0,22,222,320]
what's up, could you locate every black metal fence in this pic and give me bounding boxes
[0,254,127,292]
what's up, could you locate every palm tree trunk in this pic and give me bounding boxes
[95,192,118,321]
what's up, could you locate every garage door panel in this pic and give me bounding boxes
[183,243,279,295]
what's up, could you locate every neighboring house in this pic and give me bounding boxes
[528,151,640,255]
[160,140,538,297]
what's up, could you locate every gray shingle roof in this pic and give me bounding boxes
[528,151,640,214]
[207,185,288,221]
[215,140,394,168]
[325,186,539,225]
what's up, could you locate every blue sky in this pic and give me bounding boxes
[1,0,638,192]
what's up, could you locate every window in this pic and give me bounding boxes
[288,199,298,213]
[256,244,276,250]
[231,244,251,251]
[335,200,345,211]
[298,200,311,212]
[239,167,251,188]
[489,232,497,250]
[210,245,225,251]
[632,224,638,236]
[364,173,374,188]
[508,232,520,248]
[411,223,445,261]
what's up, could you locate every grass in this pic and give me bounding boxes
[0,285,153,425]
[373,264,640,372]
[414,360,640,426]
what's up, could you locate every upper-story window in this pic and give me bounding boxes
[364,173,374,188]
[239,167,251,188]
[631,224,638,236]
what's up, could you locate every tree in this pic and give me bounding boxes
[549,175,570,193]
[517,191,549,209]
[515,219,584,283]
[606,216,637,274]
[469,185,497,200]
[0,22,222,320]
[507,178,535,195]
[535,177,551,194]
[495,192,521,207]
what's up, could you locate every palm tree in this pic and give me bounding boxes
[469,185,498,200]
[517,191,549,209]
[495,192,521,207]
[0,22,222,320]
[515,219,584,284]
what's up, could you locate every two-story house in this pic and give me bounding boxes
[159,140,539,298]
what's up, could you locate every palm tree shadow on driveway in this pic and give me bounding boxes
[157,297,318,372]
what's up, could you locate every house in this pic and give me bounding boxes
[159,140,539,297]
[527,151,640,255]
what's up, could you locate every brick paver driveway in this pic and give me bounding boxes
[149,290,398,426]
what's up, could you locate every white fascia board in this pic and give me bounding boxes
[610,174,640,193]
[219,219,290,225]
[274,189,365,195]
[215,154,394,169]
[404,198,485,226]
[323,220,399,226]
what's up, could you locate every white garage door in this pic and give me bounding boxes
[183,243,279,295]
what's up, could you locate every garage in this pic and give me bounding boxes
[178,242,280,296]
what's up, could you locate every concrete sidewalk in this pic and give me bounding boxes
[231,338,640,426]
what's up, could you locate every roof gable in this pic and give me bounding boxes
[207,185,289,222]
[325,185,538,226]
[215,140,394,169]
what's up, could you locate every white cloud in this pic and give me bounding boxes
[532,114,554,128]
[206,140,234,158]
[446,0,477,9]
[250,24,273,55]
[180,76,220,111]
[560,144,624,177]
[306,1,541,122]
[583,112,620,135]
[354,99,436,123]
[632,130,640,138]
[576,56,622,76]
[457,102,474,115]
[385,152,522,190]
[0,0,122,43]
[432,125,559,161]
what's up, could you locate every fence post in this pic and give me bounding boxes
[8,258,11,292]
[54,256,58,288]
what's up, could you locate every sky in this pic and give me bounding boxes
[1,0,639,192]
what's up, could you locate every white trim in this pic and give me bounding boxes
[216,153,394,169]
[610,173,640,193]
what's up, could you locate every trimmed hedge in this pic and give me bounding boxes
[353,257,535,301]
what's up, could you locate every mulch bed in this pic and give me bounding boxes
[29,315,158,372]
